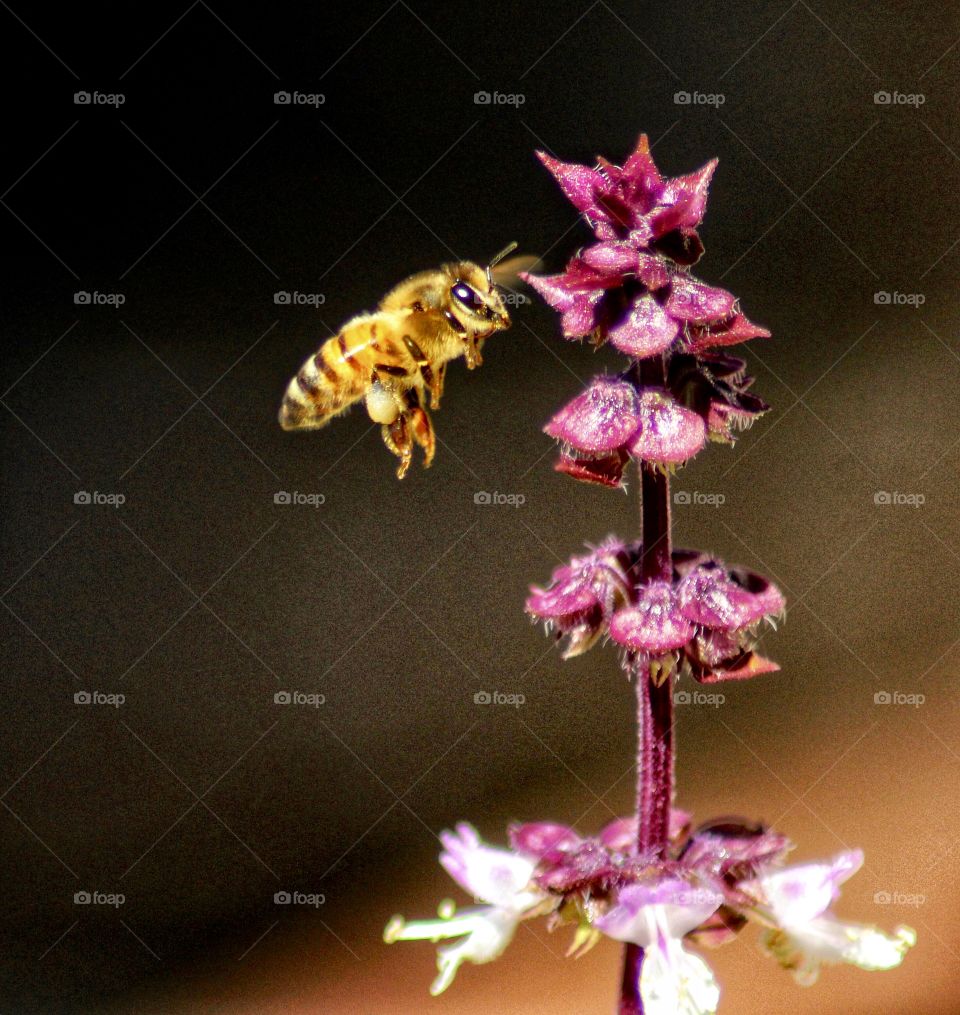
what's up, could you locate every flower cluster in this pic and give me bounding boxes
[522,134,770,487]
[527,539,784,683]
[385,819,915,1010]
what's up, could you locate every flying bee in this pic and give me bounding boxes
[278,242,534,478]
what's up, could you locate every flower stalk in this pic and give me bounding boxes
[383,134,915,1013]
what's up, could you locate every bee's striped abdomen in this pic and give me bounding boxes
[278,322,374,431]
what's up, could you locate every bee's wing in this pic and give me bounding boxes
[490,253,541,290]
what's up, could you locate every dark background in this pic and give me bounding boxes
[2,2,959,1012]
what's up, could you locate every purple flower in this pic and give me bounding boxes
[545,378,708,487]
[535,134,716,255]
[609,551,784,683]
[525,537,634,657]
[529,543,784,681]
[523,135,771,368]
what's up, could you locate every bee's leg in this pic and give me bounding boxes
[429,363,446,409]
[464,336,483,369]
[400,335,442,409]
[382,414,413,480]
[407,404,435,470]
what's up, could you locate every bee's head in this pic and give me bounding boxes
[447,252,513,333]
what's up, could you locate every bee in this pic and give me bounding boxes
[278,242,533,478]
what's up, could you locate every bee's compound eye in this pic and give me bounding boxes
[452,282,481,309]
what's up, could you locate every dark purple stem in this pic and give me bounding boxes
[619,353,675,1015]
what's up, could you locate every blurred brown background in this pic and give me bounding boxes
[2,1,959,1012]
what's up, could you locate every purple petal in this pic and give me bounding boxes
[509,821,582,859]
[536,151,613,220]
[620,134,663,205]
[607,295,679,357]
[522,272,604,339]
[609,582,694,653]
[599,817,636,852]
[526,582,598,620]
[581,241,638,274]
[666,275,737,323]
[649,158,717,235]
[676,564,754,628]
[687,312,772,352]
[595,879,722,946]
[629,390,707,464]
[544,377,641,453]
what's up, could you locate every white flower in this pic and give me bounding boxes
[383,823,546,994]
[595,878,723,1015]
[743,849,916,984]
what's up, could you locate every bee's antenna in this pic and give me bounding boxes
[486,240,518,285]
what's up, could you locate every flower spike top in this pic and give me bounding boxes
[384,132,914,1012]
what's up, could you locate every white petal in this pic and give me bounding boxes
[640,937,720,1015]
[760,916,916,985]
[430,908,518,995]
